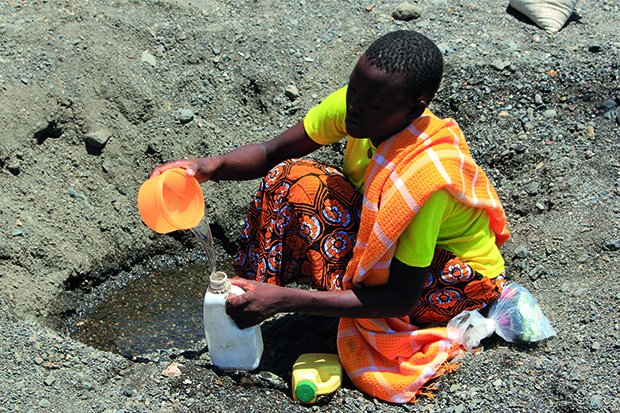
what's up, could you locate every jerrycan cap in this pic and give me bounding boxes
[295,380,317,403]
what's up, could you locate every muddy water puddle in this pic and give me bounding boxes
[70,258,236,356]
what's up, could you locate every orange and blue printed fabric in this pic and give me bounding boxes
[337,110,510,403]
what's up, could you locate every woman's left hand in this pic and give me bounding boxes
[225,278,286,329]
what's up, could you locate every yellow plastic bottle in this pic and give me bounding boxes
[292,353,343,403]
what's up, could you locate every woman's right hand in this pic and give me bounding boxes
[149,157,222,183]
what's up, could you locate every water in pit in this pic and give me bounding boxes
[70,214,228,356]
[69,257,236,356]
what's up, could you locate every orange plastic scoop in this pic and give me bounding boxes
[137,168,204,233]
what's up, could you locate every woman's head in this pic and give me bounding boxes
[363,30,444,104]
[345,31,443,143]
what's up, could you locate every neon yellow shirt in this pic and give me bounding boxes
[303,87,504,277]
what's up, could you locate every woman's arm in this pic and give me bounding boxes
[150,121,322,183]
[226,258,427,329]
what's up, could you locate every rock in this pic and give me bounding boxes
[491,59,511,71]
[604,239,620,251]
[525,182,540,195]
[586,125,595,139]
[85,129,112,149]
[591,342,600,351]
[258,371,284,387]
[11,228,24,237]
[534,94,543,105]
[68,188,90,207]
[392,3,422,21]
[588,45,602,53]
[543,109,557,118]
[589,394,603,409]
[178,109,194,124]
[44,375,55,386]
[141,50,156,67]
[492,378,504,387]
[284,84,299,100]
[161,362,183,377]
[239,377,254,387]
[513,245,529,259]
[572,288,588,297]
[528,265,548,281]
[436,42,453,55]
[8,160,20,175]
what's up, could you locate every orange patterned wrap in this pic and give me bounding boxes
[337,110,510,403]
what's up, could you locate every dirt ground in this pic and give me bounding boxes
[1,0,619,412]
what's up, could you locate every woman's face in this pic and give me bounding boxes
[345,54,425,146]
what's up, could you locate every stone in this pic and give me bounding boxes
[284,84,299,99]
[589,394,603,409]
[161,362,183,377]
[514,245,529,259]
[141,50,156,67]
[529,265,548,281]
[392,3,422,21]
[44,375,55,386]
[604,239,620,251]
[85,129,112,149]
[525,182,540,195]
[8,160,20,174]
[535,94,543,105]
[491,59,511,71]
[178,109,194,124]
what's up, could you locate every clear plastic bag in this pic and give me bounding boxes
[447,283,556,351]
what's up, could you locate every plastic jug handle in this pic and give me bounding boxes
[317,374,341,393]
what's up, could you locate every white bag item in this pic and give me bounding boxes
[509,0,578,33]
[447,310,496,352]
[447,283,557,351]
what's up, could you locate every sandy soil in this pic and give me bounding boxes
[1,0,619,412]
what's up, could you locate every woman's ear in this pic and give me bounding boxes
[407,100,427,121]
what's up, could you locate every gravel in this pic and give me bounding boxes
[1,0,619,411]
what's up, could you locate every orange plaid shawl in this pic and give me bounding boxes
[337,110,509,403]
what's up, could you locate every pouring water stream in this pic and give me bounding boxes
[190,215,217,278]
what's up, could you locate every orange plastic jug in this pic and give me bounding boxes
[292,353,342,403]
[137,168,204,233]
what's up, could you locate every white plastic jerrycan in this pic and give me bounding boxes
[203,271,263,370]
[292,353,343,403]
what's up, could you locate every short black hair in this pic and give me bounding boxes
[364,30,443,103]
